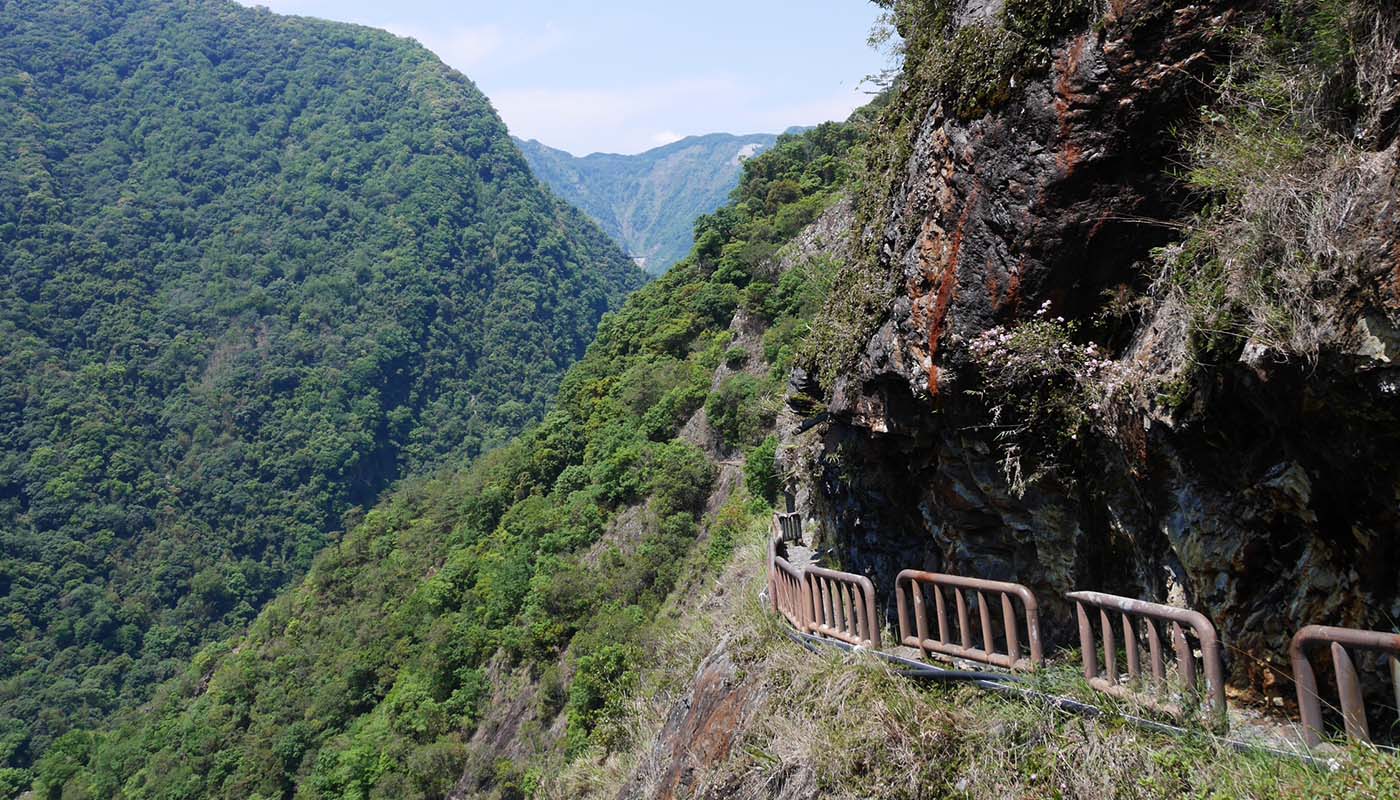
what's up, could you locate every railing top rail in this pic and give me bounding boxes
[772,554,802,578]
[1067,591,1215,636]
[1291,625,1400,653]
[806,564,875,589]
[899,569,1039,609]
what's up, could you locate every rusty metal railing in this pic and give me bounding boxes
[895,570,1043,671]
[769,547,810,632]
[1068,591,1227,726]
[805,565,881,649]
[759,505,1400,751]
[1290,625,1400,746]
[772,511,802,543]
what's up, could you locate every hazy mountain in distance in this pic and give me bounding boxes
[516,132,785,274]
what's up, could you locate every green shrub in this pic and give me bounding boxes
[744,436,781,506]
[648,441,717,517]
[565,644,638,756]
[639,380,708,440]
[705,496,757,570]
[0,769,31,800]
[705,374,776,450]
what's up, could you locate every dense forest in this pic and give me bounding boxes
[0,0,643,781]
[28,120,862,799]
[515,133,782,274]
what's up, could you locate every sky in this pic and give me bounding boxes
[237,1,891,156]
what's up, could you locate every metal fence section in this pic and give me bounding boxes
[805,565,881,649]
[1068,591,1227,726]
[772,511,803,543]
[759,504,1400,753]
[895,570,1044,670]
[1290,625,1400,746]
[769,547,810,632]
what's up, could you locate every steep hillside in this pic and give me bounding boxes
[516,133,780,274]
[541,1,1400,796]
[0,0,642,776]
[35,123,859,800]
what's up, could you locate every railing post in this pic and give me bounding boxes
[1002,594,1019,669]
[913,582,929,658]
[1290,628,1326,747]
[1332,642,1370,743]
[860,576,881,650]
[1077,601,1098,682]
[1022,590,1043,667]
[1391,655,1400,727]
[1197,621,1226,729]
[802,572,815,633]
[772,538,784,613]
[895,577,912,650]
[1100,609,1117,686]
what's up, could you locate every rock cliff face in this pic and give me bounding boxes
[796,0,1400,700]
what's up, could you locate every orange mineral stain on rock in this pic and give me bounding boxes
[923,189,977,395]
[1003,257,1025,315]
[1390,240,1400,308]
[651,652,758,800]
[1055,34,1089,175]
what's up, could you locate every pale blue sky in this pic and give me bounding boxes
[239,1,890,155]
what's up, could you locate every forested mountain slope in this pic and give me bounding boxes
[515,133,780,274]
[0,0,642,777]
[34,122,860,800]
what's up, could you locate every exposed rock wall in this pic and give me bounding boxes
[616,646,767,800]
[797,0,1400,701]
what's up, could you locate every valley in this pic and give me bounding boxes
[516,132,784,275]
[4,0,1400,798]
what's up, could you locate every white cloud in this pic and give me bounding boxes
[746,86,870,132]
[383,21,567,73]
[492,79,871,155]
[490,77,740,155]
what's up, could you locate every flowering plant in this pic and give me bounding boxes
[968,302,1128,493]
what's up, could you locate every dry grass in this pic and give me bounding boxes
[692,641,1399,800]
[536,424,1400,800]
[1154,1,1399,364]
[533,521,1400,800]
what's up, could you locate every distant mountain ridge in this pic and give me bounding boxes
[516,132,781,274]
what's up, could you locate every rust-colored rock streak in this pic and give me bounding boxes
[619,649,760,800]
